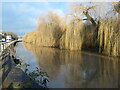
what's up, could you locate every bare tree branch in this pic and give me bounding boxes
[83,11,96,25]
[113,2,120,14]
[86,5,100,11]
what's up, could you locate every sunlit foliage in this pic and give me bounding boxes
[23,2,120,56]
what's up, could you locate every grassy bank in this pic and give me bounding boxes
[23,3,120,56]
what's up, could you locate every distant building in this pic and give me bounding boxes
[6,35,12,42]
[18,36,22,41]
[2,38,6,42]
[0,31,4,36]
[0,31,6,42]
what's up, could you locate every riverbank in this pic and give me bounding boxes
[23,41,120,60]
[1,41,42,88]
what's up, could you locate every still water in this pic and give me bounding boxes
[15,42,118,88]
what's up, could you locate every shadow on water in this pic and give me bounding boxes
[16,42,119,88]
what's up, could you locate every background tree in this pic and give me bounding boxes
[6,32,18,40]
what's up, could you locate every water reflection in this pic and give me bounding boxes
[22,42,118,88]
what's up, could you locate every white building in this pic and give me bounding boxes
[6,35,12,42]
[0,32,4,36]
[2,38,6,42]
[0,31,5,42]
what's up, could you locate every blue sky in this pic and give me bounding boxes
[2,2,68,36]
[1,2,117,36]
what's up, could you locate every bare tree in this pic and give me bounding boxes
[69,3,100,25]
[113,2,120,14]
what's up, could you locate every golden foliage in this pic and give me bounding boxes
[59,20,84,50]
[23,11,65,47]
[23,3,120,56]
[98,17,120,56]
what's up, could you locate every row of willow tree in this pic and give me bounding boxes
[23,2,120,56]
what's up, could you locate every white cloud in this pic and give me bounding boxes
[2,2,68,36]
[2,2,51,35]
[5,3,39,15]
[54,9,65,17]
[28,17,37,26]
[3,2,51,16]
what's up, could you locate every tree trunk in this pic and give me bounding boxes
[83,11,96,25]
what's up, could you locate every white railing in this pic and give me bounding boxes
[0,40,16,53]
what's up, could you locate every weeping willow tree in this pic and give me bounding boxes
[98,17,120,56]
[64,2,120,56]
[23,11,65,47]
[98,2,120,56]
[23,2,120,56]
[59,20,84,50]
[59,3,99,50]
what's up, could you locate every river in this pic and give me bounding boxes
[14,42,118,88]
